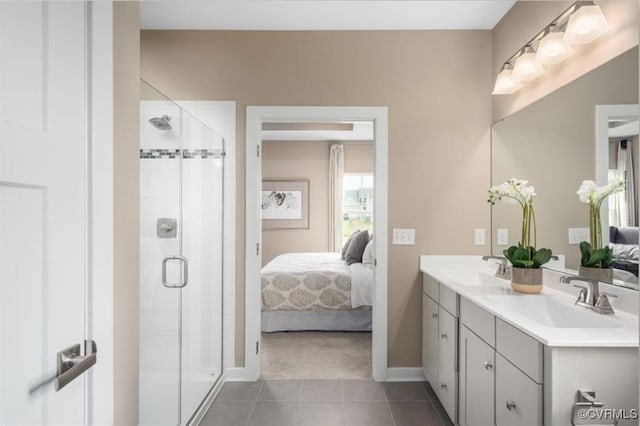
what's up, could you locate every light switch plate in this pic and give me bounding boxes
[393,228,415,245]
[474,229,486,246]
[568,227,590,245]
[497,228,509,246]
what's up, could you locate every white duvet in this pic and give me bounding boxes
[349,262,374,308]
[261,252,374,309]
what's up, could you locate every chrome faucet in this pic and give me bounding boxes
[559,275,616,315]
[482,256,512,280]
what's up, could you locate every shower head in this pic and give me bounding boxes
[149,114,172,130]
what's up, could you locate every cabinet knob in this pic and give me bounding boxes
[432,312,438,318]
[440,383,447,391]
[484,361,493,370]
[506,400,517,411]
[440,333,448,340]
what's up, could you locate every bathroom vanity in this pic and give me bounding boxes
[420,256,639,426]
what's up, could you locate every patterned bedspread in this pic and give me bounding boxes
[261,252,354,311]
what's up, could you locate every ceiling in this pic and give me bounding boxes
[141,1,516,31]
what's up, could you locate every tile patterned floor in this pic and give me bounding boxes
[201,380,454,426]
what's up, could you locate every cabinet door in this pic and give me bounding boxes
[459,325,495,426]
[422,295,439,385]
[437,307,457,424]
[495,354,542,426]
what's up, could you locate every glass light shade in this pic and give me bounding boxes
[564,5,609,44]
[492,68,523,95]
[536,30,574,65]
[512,51,545,82]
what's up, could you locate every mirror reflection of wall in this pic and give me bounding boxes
[491,47,639,289]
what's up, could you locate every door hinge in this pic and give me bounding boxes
[257,145,260,157]
[256,242,260,255]
[374,258,377,267]
[256,341,260,354]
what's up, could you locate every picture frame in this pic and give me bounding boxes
[261,179,309,229]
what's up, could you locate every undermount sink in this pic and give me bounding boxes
[440,268,509,287]
[485,294,625,329]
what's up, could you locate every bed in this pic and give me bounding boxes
[261,252,374,332]
[609,226,639,277]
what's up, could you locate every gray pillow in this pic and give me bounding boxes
[345,231,370,265]
[610,243,639,261]
[341,230,360,260]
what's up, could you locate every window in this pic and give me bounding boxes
[342,174,373,243]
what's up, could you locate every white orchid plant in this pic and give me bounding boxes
[488,178,552,269]
[576,178,625,268]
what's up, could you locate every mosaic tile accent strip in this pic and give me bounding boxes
[139,148,223,159]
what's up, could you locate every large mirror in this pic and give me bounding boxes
[491,46,639,290]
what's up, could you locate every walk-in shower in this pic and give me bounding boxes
[139,79,224,425]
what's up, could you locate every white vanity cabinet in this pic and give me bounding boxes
[459,296,543,426]
[421,258,639,426]
[422,273,458,424]
[459,325,494,425]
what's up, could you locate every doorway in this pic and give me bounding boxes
[245,106,389,381]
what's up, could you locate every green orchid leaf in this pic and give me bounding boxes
[579,241,592,266]
[513,259,534,268]
[532,248,552,268]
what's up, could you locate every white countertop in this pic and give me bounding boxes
[420,255,639,348]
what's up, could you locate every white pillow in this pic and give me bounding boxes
[362,240,374,265]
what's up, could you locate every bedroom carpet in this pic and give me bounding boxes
[261,331,371,379]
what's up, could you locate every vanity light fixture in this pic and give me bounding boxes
[564,3,610,44]
[492,62,523,95]
[536,25,574,65]
[492,1,609,95]
[512,46,545,82]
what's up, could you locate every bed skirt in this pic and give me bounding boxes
[261,309,372,332]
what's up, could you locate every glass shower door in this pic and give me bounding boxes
[139,80,224,426]
[180,110,224,423]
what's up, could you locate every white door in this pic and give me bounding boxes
[0,2,93,424]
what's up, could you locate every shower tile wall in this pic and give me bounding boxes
[139,101,224,426]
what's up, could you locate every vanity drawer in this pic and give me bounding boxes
[496,319,543,383]
[460,297,495,347]
[495,353,542,426]
[439,284,459,317]
[422,273,439,302]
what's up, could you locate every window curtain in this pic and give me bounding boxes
[609,140,636,227]
[329,144,344,252]
[619,140,636,226]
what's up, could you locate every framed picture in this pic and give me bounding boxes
[261,180,309,229]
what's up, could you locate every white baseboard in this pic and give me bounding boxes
[224,367,251,381]
[386,368,426,382]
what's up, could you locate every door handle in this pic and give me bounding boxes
[29,340,97,394]
[162,256,189,288]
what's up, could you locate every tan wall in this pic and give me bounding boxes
[262,141,331,265]
[141,30,493,367]
[491,48,639,270]
[113,2,139,424]
[344,143,373,174]
[262,141,373,266]
[493,0,639,121]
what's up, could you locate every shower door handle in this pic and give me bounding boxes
[162,256,189,288]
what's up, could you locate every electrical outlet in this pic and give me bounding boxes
[474,229,486,246]
[568,227,590,245]
[497,228,509,246]
[393,228,415,245]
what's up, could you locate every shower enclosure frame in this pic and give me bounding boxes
[139,79,226,426]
